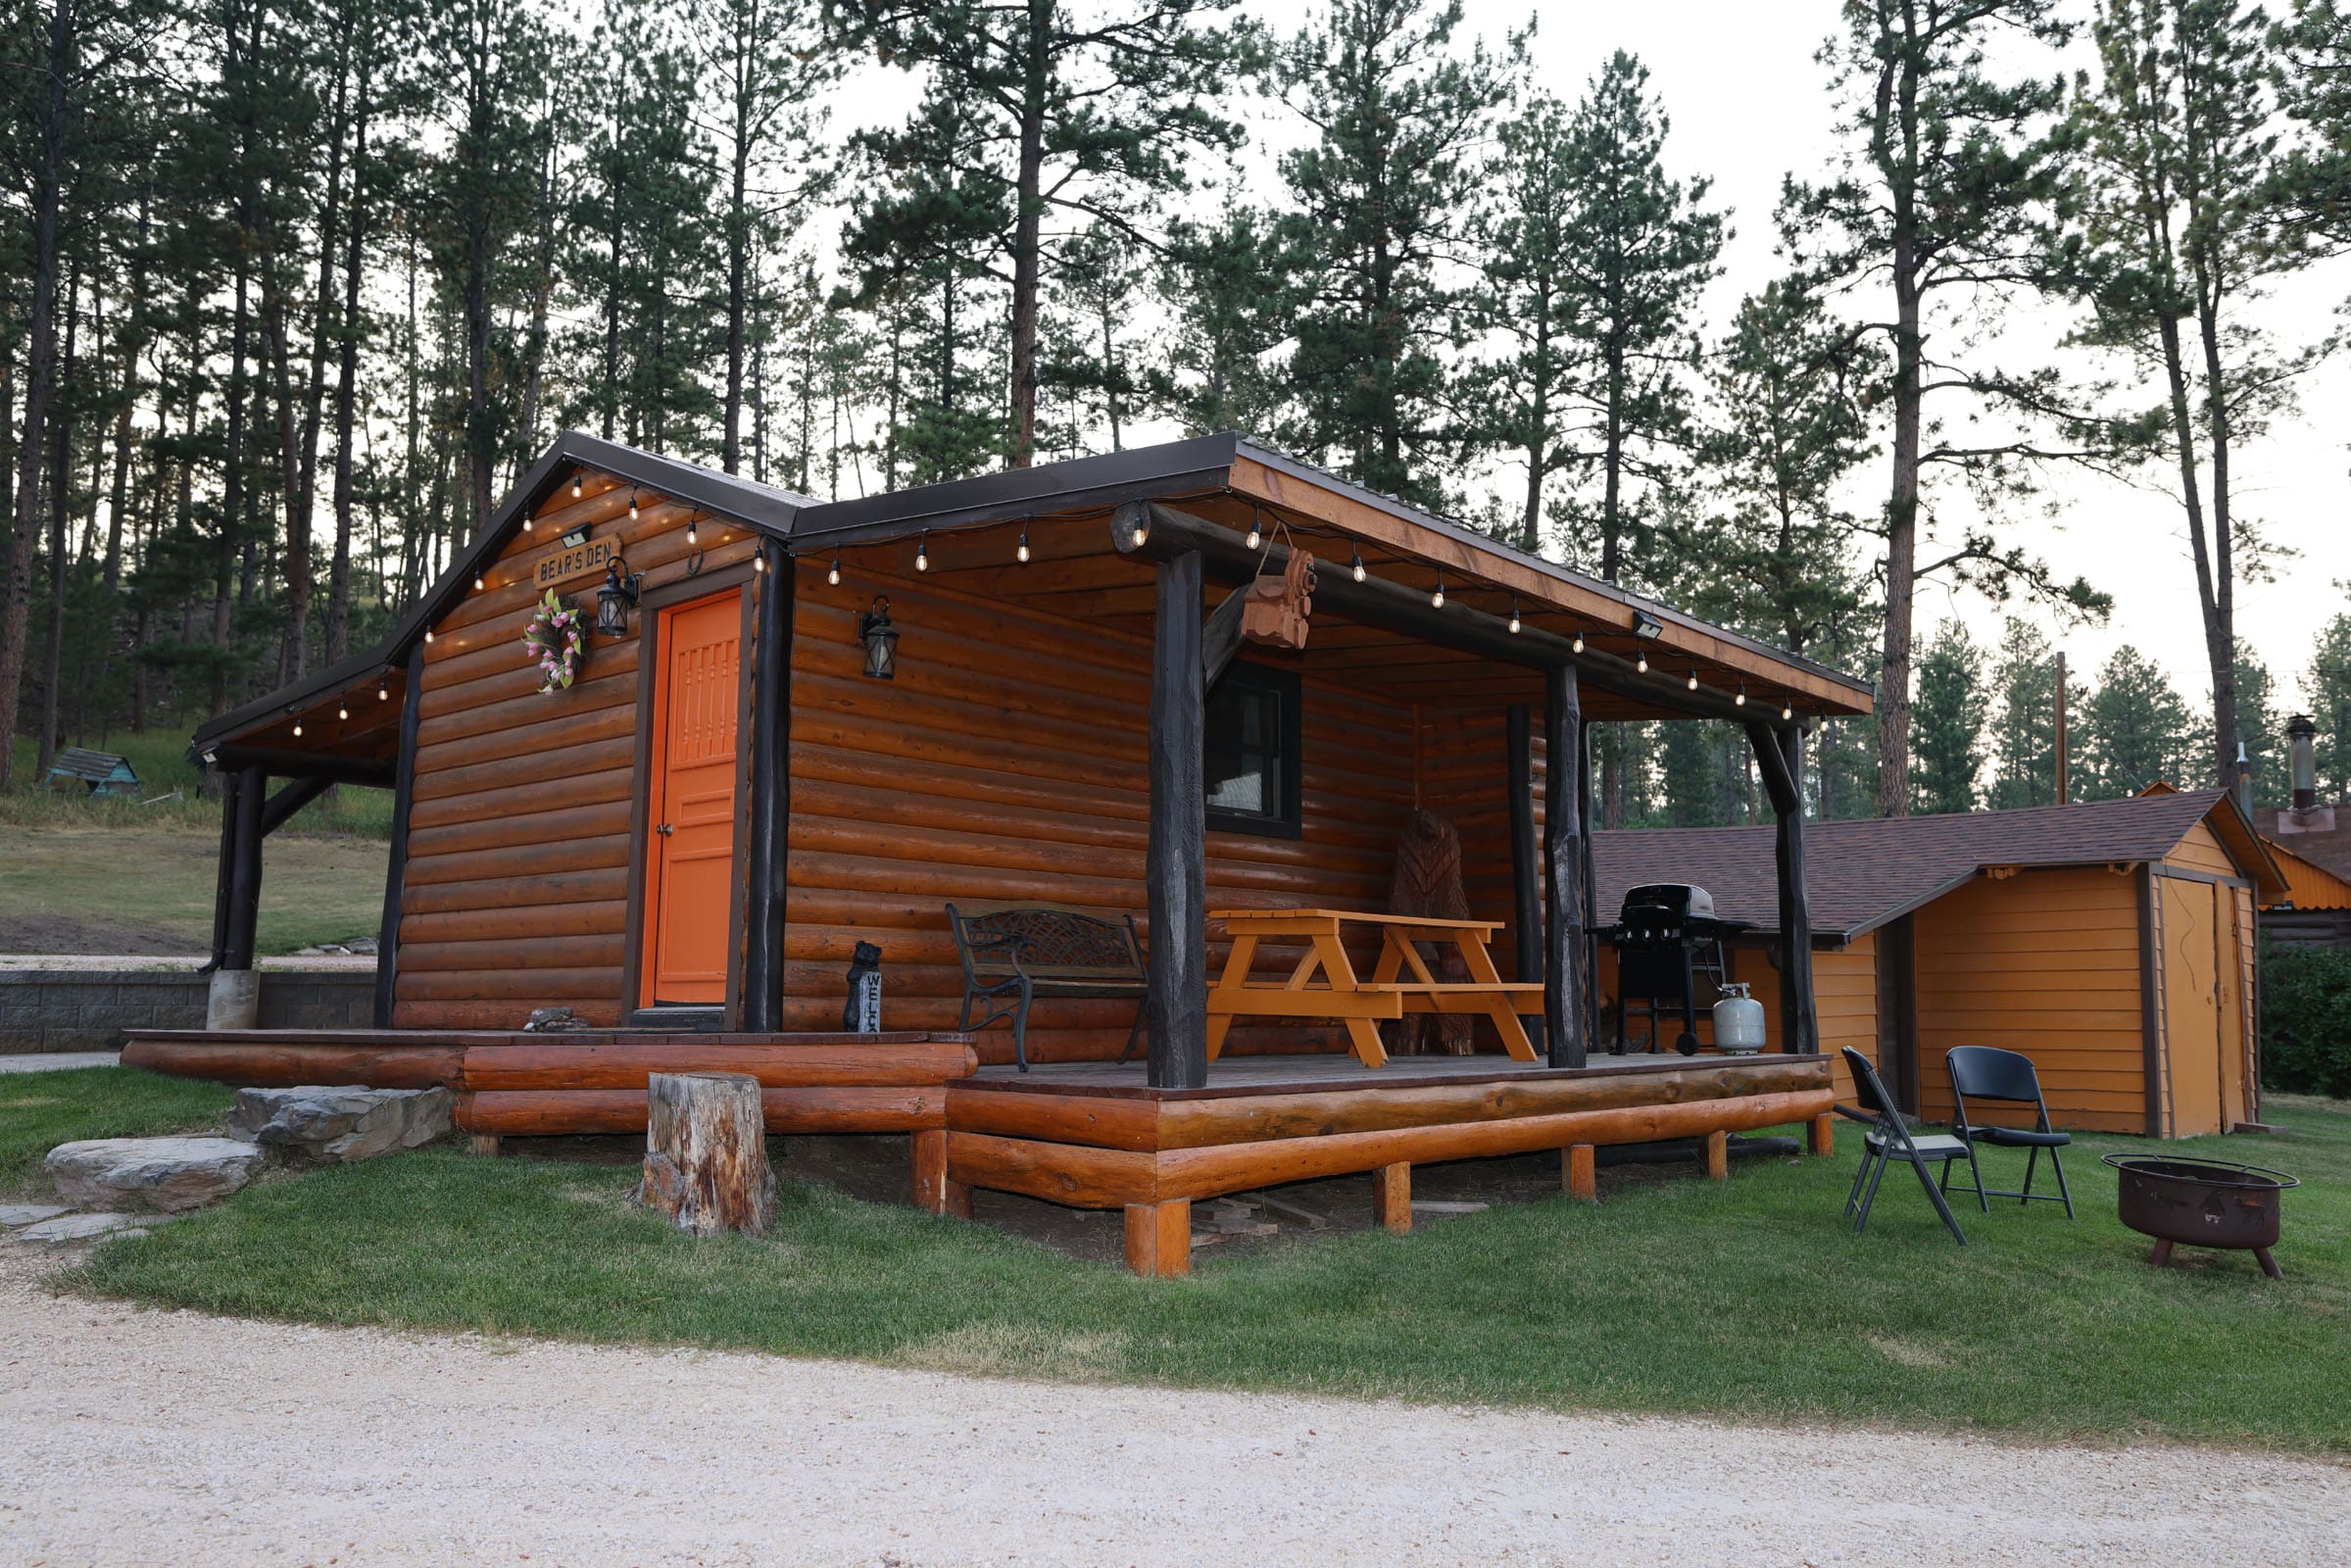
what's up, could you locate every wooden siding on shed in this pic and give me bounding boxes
[1911,866,2149,1133]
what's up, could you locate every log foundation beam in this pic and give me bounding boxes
[1123,1199,1192,1277]
[1565,1143,1596,1201]
[1373,1161,1412,1234]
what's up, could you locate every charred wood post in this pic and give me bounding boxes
[1143,534,1209,1090]
[1506,701,1541,996]
[373,645,424,1027]
[1543,665,1587,1068]
[1748,723,1819,1055]
[741,540,793,1032]
[637,1070,776,1237]
[221,762,267,971]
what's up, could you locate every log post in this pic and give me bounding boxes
[637,1071,775,1238]
[1146,549,1208,1090]
[1506,704,1540,991]
[1543,666,1587,1067]
[741,541,794,1032]
[1703,1128,1730,1181]
[1747,723,1818,1055]
[1564,1144,1596,1202]
[374,644,425,1028]
[1123,1199,1192,1277]
[1372,1161,1412,1234]
[1808,1112,1835,1157]
[910,1128,952,1214]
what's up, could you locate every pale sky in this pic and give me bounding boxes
[820,1,2350,715]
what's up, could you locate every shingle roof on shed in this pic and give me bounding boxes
[1594,789,2285,941]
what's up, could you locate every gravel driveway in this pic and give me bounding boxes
[3,1250,2344,1567]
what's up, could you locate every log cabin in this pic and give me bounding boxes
[1592,789,2287,1137]
[130,430,1878,1273]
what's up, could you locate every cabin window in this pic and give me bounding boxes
[1205,662,1301,839]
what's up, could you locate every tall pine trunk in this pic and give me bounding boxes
[1006,0,1050,467]
[1876,19,1924,820]
[37,265,79,779]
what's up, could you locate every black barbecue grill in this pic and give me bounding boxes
[1608,883,1750,1055]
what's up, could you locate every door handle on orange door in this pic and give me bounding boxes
[657,822,673,836]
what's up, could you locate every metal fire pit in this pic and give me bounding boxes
[2102,1154,2299,1280]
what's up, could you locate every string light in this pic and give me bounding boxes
[1736,683,1747,708]
[1129,513,1149,547]
[1782,695,1794,721]
[571,473,582,499]
[686,514,699,547]
[1507,598,1521,634]
[1016,524,1030,564]
[915,529,930,571]
[337,702,349,720]
[1687,668,1699,692]
[1350,548,1366,583]
[1431,570,1445,610]
[827,553,841,587]
[377,675,389,702]
[290,709,304,737]
[628,491,640,522]
[1246,506,1262,552]
[423,627,434,644]
[521,513,532,532]
[1571,627,1586,655]
[1636,650,1647,674]
[753,548,765,573]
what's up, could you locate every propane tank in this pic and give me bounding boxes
[1711,982,1767,1055]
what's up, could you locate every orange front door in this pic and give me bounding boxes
[642,591,743,1006]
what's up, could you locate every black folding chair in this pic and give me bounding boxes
[1835,1047,1969,1246]
[1942,1045,2075,1219]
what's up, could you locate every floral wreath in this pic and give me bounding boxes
[522,589,589,695]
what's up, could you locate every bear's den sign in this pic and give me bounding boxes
[536,536,616,590]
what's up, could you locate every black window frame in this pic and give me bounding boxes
[1204,660,1303,841]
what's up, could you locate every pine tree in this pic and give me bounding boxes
[1786,0,2105,817]
[1276,0,1515,510]
[2065,0,2321,790]
[1910,618,1986,814]
[2078,645,2198,799]
[833,0,1255,468]
[1550,50,1723,585]
[1989,619,2061,808]
[2232,641,2283,807]
[2306,611,2351,799]
[1147,209,1298,438]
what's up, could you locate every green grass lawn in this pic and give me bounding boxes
[4,733,392,838]
[2,1066,235,1192]
[0,825,390,955]
[62,1088,2351,1454]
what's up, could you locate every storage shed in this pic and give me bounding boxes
[1594,791,2287,1138]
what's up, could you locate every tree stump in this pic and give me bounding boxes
[635,1072,775,1238]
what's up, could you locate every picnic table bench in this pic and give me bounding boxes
[1206,907,1541,1069]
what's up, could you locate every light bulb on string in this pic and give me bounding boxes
[1636,652,1647,674]
[1016,525,1030,564]
[1351,548,1366,584]
[337,703,349,720]
[1782,696,1794,721]
[571,474,582,499]
[474,573,484,590]
[423,627,434,645]
[521,514,532,532]
[1687,668,1699,692]
[377,676,389,702]
[1431,571,1445,610]
[686,515,699,547]
[1246,506,1262,551]
[1571,627,1586,655]
[291,713,304,737]
[1736,684,1747,708]
[628,492,640,522]
[827,554,841,587]
[1507,598,1521,634]
[753,549,765,573]
[915,530,929,571]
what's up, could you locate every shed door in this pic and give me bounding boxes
[2161,877,2224,1138]
[642,591,743,1007]
[2217,886,2249,1130]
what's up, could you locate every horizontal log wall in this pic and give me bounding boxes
[395,470,758,1028]
[784,560,1421,1063]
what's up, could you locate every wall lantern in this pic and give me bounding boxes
[596,560,642,638]
[858,596,900,680]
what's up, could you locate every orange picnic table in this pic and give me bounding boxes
[1204,907,1542,1069]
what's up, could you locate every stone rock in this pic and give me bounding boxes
[295,946,326,956]
[345,936,379,956]
[523,1005,589,1032]
[45,1137,269,1212]
[229,1084,453,1162]
[0,1202,72,1228]
[10,1210,166,1244]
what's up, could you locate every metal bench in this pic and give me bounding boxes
[946,902,1149,1073]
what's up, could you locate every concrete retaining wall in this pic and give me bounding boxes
[0,969,373,1053]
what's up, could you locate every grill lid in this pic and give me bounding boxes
[1620,882,1715,922]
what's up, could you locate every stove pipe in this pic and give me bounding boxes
[2287,713,2319,811]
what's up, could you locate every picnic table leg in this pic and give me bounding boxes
[1204,933,1258,1062]
[1124,1200,1192,1277]
[1452,933,1539,1061]
[1313,934,1391,1069]
[1372,1162,1412,1234]
[1564,1144,1596,1201]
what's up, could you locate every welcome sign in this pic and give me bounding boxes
[535,535,617,590]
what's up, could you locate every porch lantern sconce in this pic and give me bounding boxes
[596,561,642,639]
[859,596,901,680]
